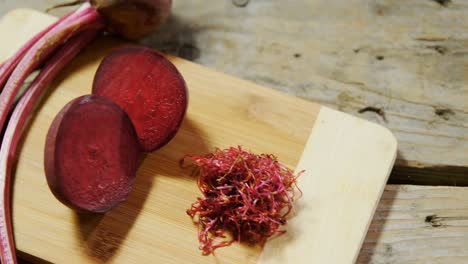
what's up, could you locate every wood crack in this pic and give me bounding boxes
[389,165,468,186]
[337,80,468,114]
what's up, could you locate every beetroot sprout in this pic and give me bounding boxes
[184,146,303,255]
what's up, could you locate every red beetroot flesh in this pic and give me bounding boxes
[93,46,188,152]
[44,95,140,213]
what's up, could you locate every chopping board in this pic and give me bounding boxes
[0,9,397,264]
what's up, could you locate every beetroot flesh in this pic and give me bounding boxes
[93,46,188,152]
[44,95,140,213]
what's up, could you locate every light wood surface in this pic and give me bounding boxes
[259,107,396,264]
[0,9,396,263]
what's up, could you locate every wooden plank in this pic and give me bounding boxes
[359,184,468,264]
[159,0,467,169]
[0,9,395,263]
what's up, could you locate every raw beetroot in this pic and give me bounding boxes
[0,1,173,262]
[91,0,172,39]
[0,30,98,264]
[93,46,188,152]
[44,95,140,213]
[44,46,188,212]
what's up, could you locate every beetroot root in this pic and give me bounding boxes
[93,46,188,152]
[44,95,140,213]
[91,0,172,39]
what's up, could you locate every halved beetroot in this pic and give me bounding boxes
[44,95,140,213]
[92,46,188,152]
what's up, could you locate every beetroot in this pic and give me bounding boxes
[0,1,173,262]
[93,46,188,152]
[0,30,98,263]
[91,0,172,39]
[44,95,140,213]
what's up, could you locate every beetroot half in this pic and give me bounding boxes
[93,46,188,152]
[44,95,140,213]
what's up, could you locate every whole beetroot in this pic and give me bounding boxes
[90,0,172,39]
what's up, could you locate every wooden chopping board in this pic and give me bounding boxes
[0,9,396,264]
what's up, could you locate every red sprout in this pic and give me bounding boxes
[184,146,303,255]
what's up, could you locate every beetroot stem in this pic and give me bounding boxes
[0,3,104,138]
[0,29,99,264]
[0,10,74,90]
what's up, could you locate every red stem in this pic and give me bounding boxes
[0,29,99,264]
[0,4,103,140]
[0,3,103,263]
[0,10,74,90]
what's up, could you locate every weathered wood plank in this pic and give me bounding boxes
[149,0,467,168]
[359,184,468,263]
[1,0,467,169]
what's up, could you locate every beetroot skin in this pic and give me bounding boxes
[44,95,140,213]
[91,0,172,39]
[93,46,188,152]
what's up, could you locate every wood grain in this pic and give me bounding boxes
[0,9,318,264]
[0,7,466,264]
[9,1,464,263]
[259,107,396,264]
[359,185,468,264]
[157,0,466,169]
[0,9,396,264]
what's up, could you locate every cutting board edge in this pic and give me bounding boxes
[259,106,397,264]
[295,106,398,168]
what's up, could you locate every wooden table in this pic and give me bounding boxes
[1,1,468,263]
